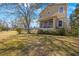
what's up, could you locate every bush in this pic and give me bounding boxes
[16,28,22,34]
[38,29,58,35]
[38,28,66,36]
[71,29,79,37]
[57,28,66,36]
[37,30,50,34]
[0,26,8,31]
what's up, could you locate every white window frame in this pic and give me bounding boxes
[58,6,64,13]
[57,20,63,28]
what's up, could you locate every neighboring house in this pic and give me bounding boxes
[39,3,69,31]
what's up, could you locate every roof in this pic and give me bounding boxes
[38,15,57,21]
[39,3,67,22]
[39,13,66,22]
[40,3,67,15]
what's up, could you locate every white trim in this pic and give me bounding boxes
[58,6,64,13]
[57,20,64,28]
[39,28,55,31]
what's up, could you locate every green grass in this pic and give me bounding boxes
[0,31,79,56]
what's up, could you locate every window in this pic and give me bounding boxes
[48,12,50,14]
[43,21,48,28]
[59,7,64,13]
[58,21,62,27]
[41,20,53,28]
[48,20,53,28]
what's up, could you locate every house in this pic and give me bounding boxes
[39,3,69,31]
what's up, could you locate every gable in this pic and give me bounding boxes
[40,3,67,19]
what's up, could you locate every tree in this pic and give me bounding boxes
[16,3,37,33]
[0,3,48,33]
[0,20,9,31]
[16,3,48,34]
[70,4,79,36]
[17,17,27,29]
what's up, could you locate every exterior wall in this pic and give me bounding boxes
[39,3,68,30]
[40,3,67,20]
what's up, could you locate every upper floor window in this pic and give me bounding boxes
[47,11,50,16]
[59,7,64,13]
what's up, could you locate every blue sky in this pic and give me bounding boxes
[0,3,77,28]
[67,3,76,18]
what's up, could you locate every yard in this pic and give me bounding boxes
[0,31,79,56]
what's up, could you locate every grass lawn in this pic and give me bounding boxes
[0,31,79,56]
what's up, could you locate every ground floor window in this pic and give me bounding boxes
[48,20,53,28]
[58,20,63,27]
[40,20,53,28]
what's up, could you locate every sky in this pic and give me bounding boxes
[67,3,76,18]
[0,3,77,28]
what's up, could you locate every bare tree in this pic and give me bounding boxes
[0,3,48,33]
[16,4,33,33]
[16,3,47,33]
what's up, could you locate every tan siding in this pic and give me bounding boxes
[40,3,67,20]
[39,3,69,30]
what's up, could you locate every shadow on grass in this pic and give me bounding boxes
[0,34,79,56]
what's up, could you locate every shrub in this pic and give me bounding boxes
[37,29,58,35]
[38,28,66,36]
[37,30,43,34]
[16,28,22,34]
[0,26,8,31]
[57,28,66,36]
[71,29,79,37]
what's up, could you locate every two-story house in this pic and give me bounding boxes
[39,3,69,31]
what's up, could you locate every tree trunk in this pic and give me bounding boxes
[27,29,30,34]
[27,23,30,34]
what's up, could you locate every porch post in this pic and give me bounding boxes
[53,18,56,29]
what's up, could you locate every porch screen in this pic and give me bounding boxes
[40,20,53,28]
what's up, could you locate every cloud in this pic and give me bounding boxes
[68,6,76,10]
